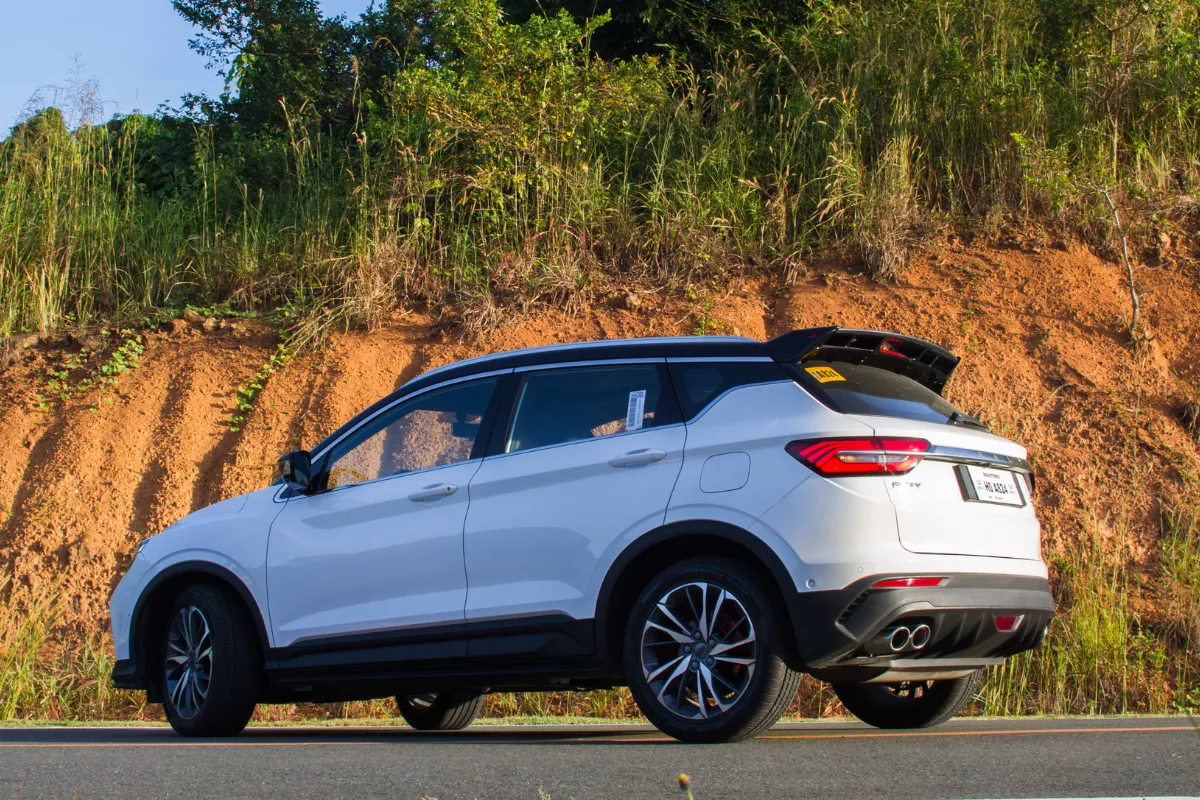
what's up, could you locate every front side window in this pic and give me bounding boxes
[322,377,499,490]
[505,364,679,454]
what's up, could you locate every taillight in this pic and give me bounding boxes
[786,437,929,476]
[871,577,947,589]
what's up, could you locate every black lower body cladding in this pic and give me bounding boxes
[787,573,1055,674]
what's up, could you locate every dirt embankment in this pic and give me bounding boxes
[1,241,1198,631]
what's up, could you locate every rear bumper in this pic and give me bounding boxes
[786,573,1054,678]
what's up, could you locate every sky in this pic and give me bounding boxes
[1,0,371,131]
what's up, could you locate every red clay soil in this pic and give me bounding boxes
[0,242,1197,631]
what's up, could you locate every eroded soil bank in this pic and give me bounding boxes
[2,241,1198,716]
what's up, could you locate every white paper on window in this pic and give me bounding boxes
[626,390,647,431]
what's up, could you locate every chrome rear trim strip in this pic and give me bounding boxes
[924,445,1032,474]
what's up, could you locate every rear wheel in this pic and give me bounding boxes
[396,691,486,731]
[832,671,983,729]
[623,558,801,743]
[161,584,260,737]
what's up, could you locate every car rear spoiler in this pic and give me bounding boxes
[765,326,960,396]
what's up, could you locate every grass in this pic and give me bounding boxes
[0,574,145,722]
[1160,498,1200,712]
[979,501,1200,717]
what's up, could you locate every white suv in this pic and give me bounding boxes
[110,327,1054,742]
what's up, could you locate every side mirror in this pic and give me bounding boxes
[277,450,313,492]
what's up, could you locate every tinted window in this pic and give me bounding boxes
[506,364,679,453]
[322,377,499,489]
[669,361,790,419]
[797,361,958,423]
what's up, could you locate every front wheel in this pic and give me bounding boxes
[623,557,801,743]
[161,584,260,737]
[832,671,984,729]
[396,691,485,731]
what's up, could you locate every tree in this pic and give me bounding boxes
[173,0,352,130]
[500,0,810,64]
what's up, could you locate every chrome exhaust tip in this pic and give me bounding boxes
[887,626,911,652]
[909,624,931,649]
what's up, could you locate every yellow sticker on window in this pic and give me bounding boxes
[805,365,846,383]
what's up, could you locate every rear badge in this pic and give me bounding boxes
[805,365,845,383]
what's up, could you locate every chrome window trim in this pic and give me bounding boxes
[666,356,774,363]
[309,367,512,465]
[513,357,666,373]
[289,456,483,500]
[488,421,686,461]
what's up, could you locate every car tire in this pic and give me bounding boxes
[623,557,801,743]
[161,583,260,737]
[832,670,984,729]
[396,691,486,731]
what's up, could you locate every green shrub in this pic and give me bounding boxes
[1,0,1197,336]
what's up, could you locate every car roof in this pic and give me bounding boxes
[407,335,759,392]
[306,326,956,457]
[307,333,789,458]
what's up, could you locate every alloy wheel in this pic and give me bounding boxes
[165,605,213,720]
[639,581,757,719]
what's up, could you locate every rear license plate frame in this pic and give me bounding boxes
[955,464,1026,508]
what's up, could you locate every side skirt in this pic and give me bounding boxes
[261,614,616,702]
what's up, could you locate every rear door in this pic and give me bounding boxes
[462,361,686,651]
[795,359,1040,560]
[859,416,1040,560]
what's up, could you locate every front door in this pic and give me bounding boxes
[463,362,685,655]
[267,376,501,650]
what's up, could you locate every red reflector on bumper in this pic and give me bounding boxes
[994,614,1025,632]
[870,577,947,589]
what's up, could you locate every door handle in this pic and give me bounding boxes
[608,448,667,468]
[408,483,458,502]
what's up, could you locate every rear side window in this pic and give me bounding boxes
[796,361,959,424]
[669,361,790,420]
[506,364,680,453]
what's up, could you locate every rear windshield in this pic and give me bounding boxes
[796,361,960,424]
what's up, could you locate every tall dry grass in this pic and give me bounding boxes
[979,500,1200,716]
[0,574,143,721]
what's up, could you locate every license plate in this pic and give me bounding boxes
[957,464,1025,507]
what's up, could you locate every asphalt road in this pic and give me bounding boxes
[1,716,1196,800]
